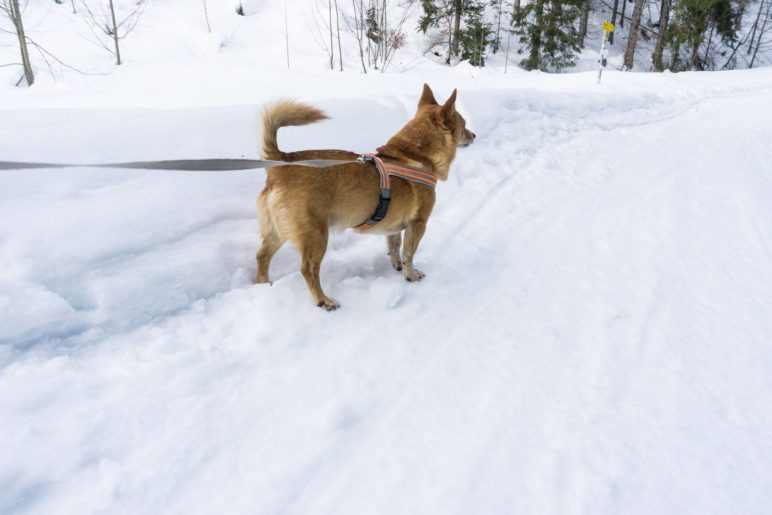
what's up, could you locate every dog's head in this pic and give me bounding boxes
[416,83,476,149]
[379,84,475,181]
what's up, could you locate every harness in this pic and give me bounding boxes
[354,153,437,232]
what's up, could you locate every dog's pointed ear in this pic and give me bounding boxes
[419,83,438,107]
[440,89,458,121]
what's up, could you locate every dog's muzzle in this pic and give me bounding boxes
[459,130,476,148]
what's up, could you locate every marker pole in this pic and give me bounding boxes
[598,20,614,84]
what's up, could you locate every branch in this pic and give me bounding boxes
[26,35,106,75]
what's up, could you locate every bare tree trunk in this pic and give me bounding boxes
[652,0,671,70]
[285,0,290,68]
[578,0,590,47]
[9,0,34,85]
[750,0,771,67]
[350,0,367,72]
[526,0,544,70]
[446,13,453,64]
[610,0,620,43]
[380,0,387,70]
[334,0,343,71]
[504,3,516,73]
[621,0,628,28]
[735,0,748,31]
[452,0,462,59]
[689,37,701,68]
[722,27,752,68]
[370,0,376,66]
[108,0,122,65]
[493,0,503,52]
[623,0,646,69]
[202,0,211,33]
[702,22,716,69]
[748,0,765,55]
[327,0,334,69]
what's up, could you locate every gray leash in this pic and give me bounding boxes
[0,158,364,171]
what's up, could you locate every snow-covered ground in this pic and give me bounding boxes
[4,0,772,507]
[2,63,772,514]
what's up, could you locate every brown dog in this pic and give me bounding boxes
[257,84,475,310]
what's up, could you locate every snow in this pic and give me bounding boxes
[3,0,772,513]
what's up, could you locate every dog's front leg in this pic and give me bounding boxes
[401,220,427,282]
[387,233,403,271]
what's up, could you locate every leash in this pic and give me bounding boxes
[0,158,361,171]
[2,154,439,232]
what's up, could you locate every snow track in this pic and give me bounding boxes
[2,71,772,514]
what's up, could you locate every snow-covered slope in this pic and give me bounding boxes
[2,65,772,514]
[2,0,719,91]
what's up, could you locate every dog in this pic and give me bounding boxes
[257,84,475,310]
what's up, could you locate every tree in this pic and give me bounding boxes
[735,0,748,31]
[652,0,672,71]
[202,0,211,33]
[345,0,412,72]
[503,0,519,72]
[513,0,583,70]
[458,0,493,65]
[80,0,147,65]
[335,0,343,71]
[666,0,737,70]
[1,0,34,85]
[623,0,648,69]
[309,0,339,70]
[490,0,505,53]
[609,0,620,43]
[419,0,469,64]
[749,0,772,67]
[347,0,370,72]
[578,0,590,47]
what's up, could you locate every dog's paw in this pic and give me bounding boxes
[404,269,425,282]
[316,297,341,311]
[390,258,403,272]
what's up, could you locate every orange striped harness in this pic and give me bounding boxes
[354,153,437,232]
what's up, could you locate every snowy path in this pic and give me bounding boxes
[2,73,772,514]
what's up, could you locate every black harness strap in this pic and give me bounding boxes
[354,154,437,232]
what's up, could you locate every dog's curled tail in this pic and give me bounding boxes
[261,100,329,160]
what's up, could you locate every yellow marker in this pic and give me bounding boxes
[602,21,615,33]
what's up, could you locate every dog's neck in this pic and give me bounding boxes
[376,118,457,181]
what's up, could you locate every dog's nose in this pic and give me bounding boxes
[471,132,476,140]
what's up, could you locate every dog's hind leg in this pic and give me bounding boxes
[387,233,403,272]
[256,231,283,284]
[256,189,285,284]
[296,226,340,311]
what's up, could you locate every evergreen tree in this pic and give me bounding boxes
[419,0,470,64]
[667,0,737,70]
[459,1,494,65]
[513,0,583,70]
[489,0,505,53]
